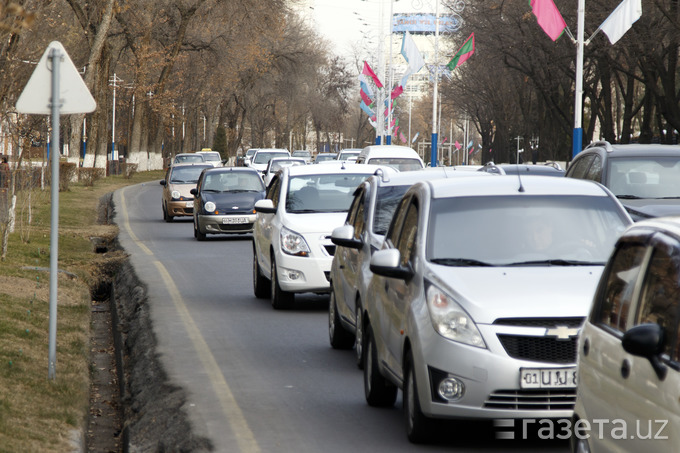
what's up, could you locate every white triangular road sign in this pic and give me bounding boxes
[16,41,96,114]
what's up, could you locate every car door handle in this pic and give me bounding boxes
[621,359,631,379]
[339,265,344,269]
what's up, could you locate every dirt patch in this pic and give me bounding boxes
[88,193,212,452]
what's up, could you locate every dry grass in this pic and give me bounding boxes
[0,169,163,452]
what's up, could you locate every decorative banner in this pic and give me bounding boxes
[362,61,383,89]
[530,0,567,41]
[599,0,642,44]
[447,33,475,71]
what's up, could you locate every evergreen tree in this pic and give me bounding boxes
[212,126,227,160]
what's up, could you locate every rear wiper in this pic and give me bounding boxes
[430,258,494,267]
[507,259,604,266]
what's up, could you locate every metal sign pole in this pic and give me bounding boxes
[48,47,62,380]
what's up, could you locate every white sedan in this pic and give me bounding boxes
[252,162,395,309]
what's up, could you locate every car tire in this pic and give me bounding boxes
[271,255,294,309]
[355,300,364,369]
[363,325,397,407]
[194,217,206,241]
[404,350,432,443]
[252,244,269,299]
[329,289,354,349]
[163,204,173,222]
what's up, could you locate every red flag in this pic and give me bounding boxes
[360,89,373,107]
[391,85,404,100]
[447,33,475,70]
[455,140,462,150]
[362,61,383,88]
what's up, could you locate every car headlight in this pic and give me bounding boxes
[426,283,486,348]
[204,201,216,213]
[171,190,181,200]
[280,226,310,256]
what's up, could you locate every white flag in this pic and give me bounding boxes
[400,31,425,88]
[600,0,642,44]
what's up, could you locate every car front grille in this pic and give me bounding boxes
[216,223,254,232]
[494,317,584,328]
[484,389,576,411]
[497,335,577,364]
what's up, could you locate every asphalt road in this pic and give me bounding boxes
[113,180,569,453]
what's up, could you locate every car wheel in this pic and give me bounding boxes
[404,350,431,443]
[355,300,364,369]
[329,289,354,349]
[163,203,173,222]
[271,255,294,309]
[252,244,269,299]
[570,419,591,453]
[194,217,206,241]
[363,325,397,407]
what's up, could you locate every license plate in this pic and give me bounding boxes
[223,217,248,224]
[185,201,194,208]
[520,367,577,389]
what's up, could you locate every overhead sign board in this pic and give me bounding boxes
[16,41,96,115]
[392,14,463,34]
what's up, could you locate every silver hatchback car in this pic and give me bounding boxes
[329,168,490,367]
[362,176,632,442]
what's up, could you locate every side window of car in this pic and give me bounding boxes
[395,201,419,267]
[346,189,361,226]
[636,237,680,362]
[594,241,647,333]
[585,155,603,182]
[267,177,281,208]
[385,195,411,248]
[567,154,595,179]
[352,193,367,240]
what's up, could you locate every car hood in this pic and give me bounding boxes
[204,191,263,210]
[619,198,680,221]
[283,212,347,235]
[427,265,604,324]
[169,183,197,198]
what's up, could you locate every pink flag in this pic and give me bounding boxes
[362,61,383,88]
[399,131,407,143]
[530,0,567,41]
[455,140,462,150]
[391,85,404,100]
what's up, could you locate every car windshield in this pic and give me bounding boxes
[170,166,209,183]
[253,152,288,164]
[174,154,204,164]
[427,195,629,266]
[315,154,337,162]
[286,174,370,213]
[368,157,423,171]
[606,156,680,198]
[338,152,360,160]
[292,151,311,157]
[201,153,221,162]
[270,160,304,172]
[202,172,265,192]
[373,185,411,235]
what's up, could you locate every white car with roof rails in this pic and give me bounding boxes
[356,145,425,171]
[246,148,290,175]
[361,175,632,443]
[328,167,491,366]
[252,162,396,309]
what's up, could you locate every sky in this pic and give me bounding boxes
[310,0,437,59]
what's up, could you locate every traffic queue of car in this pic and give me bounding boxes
[159,144,680,451]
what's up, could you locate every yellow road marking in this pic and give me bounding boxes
[119,189,153,255]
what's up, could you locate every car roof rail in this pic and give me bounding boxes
[585,140,614,152]
[543,161,563,171]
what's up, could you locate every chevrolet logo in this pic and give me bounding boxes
[545,326,580,340]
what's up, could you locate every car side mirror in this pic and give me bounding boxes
[370,249,414,281]
[331,225,362,249]
[254,199,276,214]
[190,188,197,196]
[160,180,166,186]
[622,323,668,380]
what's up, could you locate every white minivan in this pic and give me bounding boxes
[356,145,425,171]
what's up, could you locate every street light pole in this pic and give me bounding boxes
[430,0,440,167]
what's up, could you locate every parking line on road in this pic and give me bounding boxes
[154,261,260,453]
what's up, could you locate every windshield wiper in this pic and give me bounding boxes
[288,209,318,213]
[616,195,642,199]
[507,259,604,266]
[430,258,494,267]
